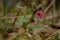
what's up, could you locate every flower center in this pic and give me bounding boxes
[37,13,41,16]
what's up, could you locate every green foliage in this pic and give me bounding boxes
[2,0,8,16]
[15,15,29,27]
[0,18,12,32]
[27,24,49,32]
[10,7,17,13]
[15,8,32,27]
[25,8,32,15]
[13,35,30,40]
[54,32,60,40]
[0,0,60,40]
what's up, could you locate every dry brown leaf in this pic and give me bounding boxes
[17,27,26,35]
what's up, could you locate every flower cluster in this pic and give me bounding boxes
[35,11,45,19]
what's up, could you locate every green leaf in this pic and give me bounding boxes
[54,33,59,40]
[54,31,60,40]
[27,24,49,32]
[25,9,32,15]
[15,15,29,27]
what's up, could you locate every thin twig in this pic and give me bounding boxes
[44,0,55,13]
[0,16,21,19]
[44,29,58,40]
[44,29,57,38]
[12,9,20,26]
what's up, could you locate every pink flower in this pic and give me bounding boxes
[35,11,45,19]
